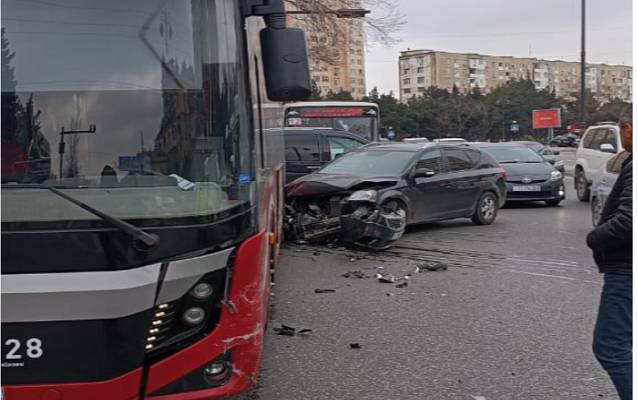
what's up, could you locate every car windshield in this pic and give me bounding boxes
[483,147,545,163]
[320,150,415,176]
[1,0,253,225]
[525,142,544,153]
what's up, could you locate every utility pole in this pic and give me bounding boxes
[579,0,586,125]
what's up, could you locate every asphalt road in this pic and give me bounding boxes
[236,177,617,400]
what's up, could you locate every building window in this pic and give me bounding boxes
[322,76,329,82]
[418,87,425,92]
[404,78,411,84]
[334,78,340,85]
[417,67,424,73]
[358,78,365,84]
[417,77,424,83]
[404,88,411,94]
[403,68,410,74]
[312,76,320,83]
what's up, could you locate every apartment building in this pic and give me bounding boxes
[399,49,632,103]
[287,2,367,99]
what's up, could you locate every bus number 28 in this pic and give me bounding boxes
[4,338,43,359]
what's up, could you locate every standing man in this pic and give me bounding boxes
[587,106,632,400]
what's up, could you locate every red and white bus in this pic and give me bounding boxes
[1,0,309,398]
[284,101,380,141]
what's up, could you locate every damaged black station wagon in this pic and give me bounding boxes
[285,142,508,250]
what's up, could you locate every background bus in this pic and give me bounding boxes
[284,101,380,141]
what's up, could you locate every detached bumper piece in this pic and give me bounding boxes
[340,206,406,251]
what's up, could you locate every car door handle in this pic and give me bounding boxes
[307,166,321,170]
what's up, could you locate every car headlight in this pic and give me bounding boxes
[554,160,564,168]
[550,170,563,181]
[347,190,378,202]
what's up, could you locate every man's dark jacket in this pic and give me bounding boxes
[587,154,632,275]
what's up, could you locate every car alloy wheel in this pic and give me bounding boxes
[481,196,496,221]
[575,172,590,202]
[472,192,498,225]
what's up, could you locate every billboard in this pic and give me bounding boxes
[533,108,562,129]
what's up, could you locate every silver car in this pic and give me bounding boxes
[590,151,630,226]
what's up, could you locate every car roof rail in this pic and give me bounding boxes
[592,121,618,126]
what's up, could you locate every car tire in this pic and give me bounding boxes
[472,191,498,225]
[575,170,590,202]
[545,199,561,207]
[591,196,603,226]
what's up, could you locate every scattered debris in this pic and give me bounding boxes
[314,288,336,294]
[395,281,408,288]
[416,262,448,272]
[273,324,312,337]
[313,251,321,256]
[349,343,362,349]
[386,293,394,297]
[341,270,369,279]
[376,273,396,283]
[349,257,358,262]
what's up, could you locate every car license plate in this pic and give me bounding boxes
[512,185,541,192]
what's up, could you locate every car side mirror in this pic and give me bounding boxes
[600,143,616,153]
[414,168,436,178]
[260,27,311,101]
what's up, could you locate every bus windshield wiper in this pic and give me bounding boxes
[3,184,160,249]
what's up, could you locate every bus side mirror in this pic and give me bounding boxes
[260,27,311,101]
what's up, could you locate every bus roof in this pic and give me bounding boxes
[284,101,378,108]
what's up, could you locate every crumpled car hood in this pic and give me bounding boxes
[285,173,398,198]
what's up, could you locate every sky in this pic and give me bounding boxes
[365,0,633,94]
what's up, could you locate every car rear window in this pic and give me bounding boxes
[444,148,474,171]
[285,134,320,162]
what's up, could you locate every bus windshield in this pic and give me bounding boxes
[285,104,379,141]
[1,0,253,225]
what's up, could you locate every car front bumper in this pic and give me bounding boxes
[505,180,565,202]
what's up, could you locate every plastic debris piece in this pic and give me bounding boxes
[341,270,368,279]
[395,281,408,288]
[417,262,448,272]
[349,343,361,349]
[314,288,336,294]
[273,324,312,337]
[377,273,396,283]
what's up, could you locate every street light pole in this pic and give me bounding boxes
[579,0,586,125]
[57,125,97,180]
[286,8,370,18]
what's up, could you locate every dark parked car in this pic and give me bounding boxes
[516,141,565,172]
[277,127,369,183]
[285,142,507,250]
[550,134,579,147]
[474,143,565,206]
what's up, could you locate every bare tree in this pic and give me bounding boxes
[285,0,404,64]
